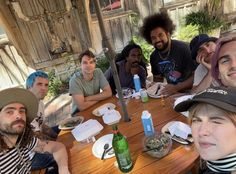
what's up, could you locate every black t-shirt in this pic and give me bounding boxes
[150,40,196,84]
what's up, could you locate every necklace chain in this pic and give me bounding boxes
[158,43,171,60]
[158,49,170,60]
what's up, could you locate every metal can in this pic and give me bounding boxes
[140,89,149,103]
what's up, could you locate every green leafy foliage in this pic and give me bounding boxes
[96,55,110,72]
[48,69,63,97]
[175,24,199,42]
[185,11,223,33]
[132,36,154,63]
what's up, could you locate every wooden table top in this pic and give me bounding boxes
[57,96,199,174]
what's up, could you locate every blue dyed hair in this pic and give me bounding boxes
[26,71,48,89]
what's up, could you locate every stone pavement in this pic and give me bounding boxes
[44,93,72,127]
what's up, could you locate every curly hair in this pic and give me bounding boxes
[140,12,176,44]
[0,121,34,151]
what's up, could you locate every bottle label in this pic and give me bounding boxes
[142,118,155,136]
[117,150,133,170]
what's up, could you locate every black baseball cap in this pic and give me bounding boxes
[174,87,236,113]
[190,34,218,60]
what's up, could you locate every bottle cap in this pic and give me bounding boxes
[134,74,139,78]
[142,110,151,119]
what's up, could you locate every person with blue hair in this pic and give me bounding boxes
[26,70,49,90]
[26,71,60,173]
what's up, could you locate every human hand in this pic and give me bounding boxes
[196,51,205,64]
[200,57,211,70]
[159,84,178,96]
[130,66,140,75]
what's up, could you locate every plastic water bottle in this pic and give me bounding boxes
[140,89,149,103]
[133,74,141,92]
[112,125,133,173]
[141,110,155,137]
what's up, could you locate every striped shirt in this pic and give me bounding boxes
[0,137,38,174]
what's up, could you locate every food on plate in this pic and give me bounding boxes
[60,117,83,128]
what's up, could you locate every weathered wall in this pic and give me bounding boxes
[0,36,34,89]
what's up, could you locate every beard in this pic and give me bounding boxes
[131,61,139,67]
[0,119,26,136]
[154,40,169,52]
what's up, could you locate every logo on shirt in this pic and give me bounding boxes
[158,60,182,84]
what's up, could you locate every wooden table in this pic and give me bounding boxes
[58,96,199,174]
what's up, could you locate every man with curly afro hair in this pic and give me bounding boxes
[140,12,196,96]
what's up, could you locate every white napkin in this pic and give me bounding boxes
[168,122,191,140]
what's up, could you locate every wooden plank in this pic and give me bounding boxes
[34,54,72,69]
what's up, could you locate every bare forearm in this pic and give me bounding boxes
[191,73,212,94]
[78,100,98,111]
[34,140,70,174]
[85,91,111,101]
[52,143,69,172]
[175,74,194,92]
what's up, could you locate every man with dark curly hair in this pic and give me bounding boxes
[140,12,196,96]
[0,88,70,174]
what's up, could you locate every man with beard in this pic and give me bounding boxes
[69,50,112,115]
[212,35,236,89]
[0,88,70,174]
[190,34,218,93]
[105,43,147,94]
[140,12,196,96]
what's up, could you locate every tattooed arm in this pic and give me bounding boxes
[34,139,70,174]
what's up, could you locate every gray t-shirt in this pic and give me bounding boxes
[69,68,109,113]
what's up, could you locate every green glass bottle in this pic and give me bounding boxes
[112,124,133,173]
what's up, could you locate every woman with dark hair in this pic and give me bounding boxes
[105,43,147,94]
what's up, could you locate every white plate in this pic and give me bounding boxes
[161,121,193,145]
[92,134,115,159]
[115,88,135,99]
[59,116,84,130]
[147,83,165,98]
[92,103,116,117]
